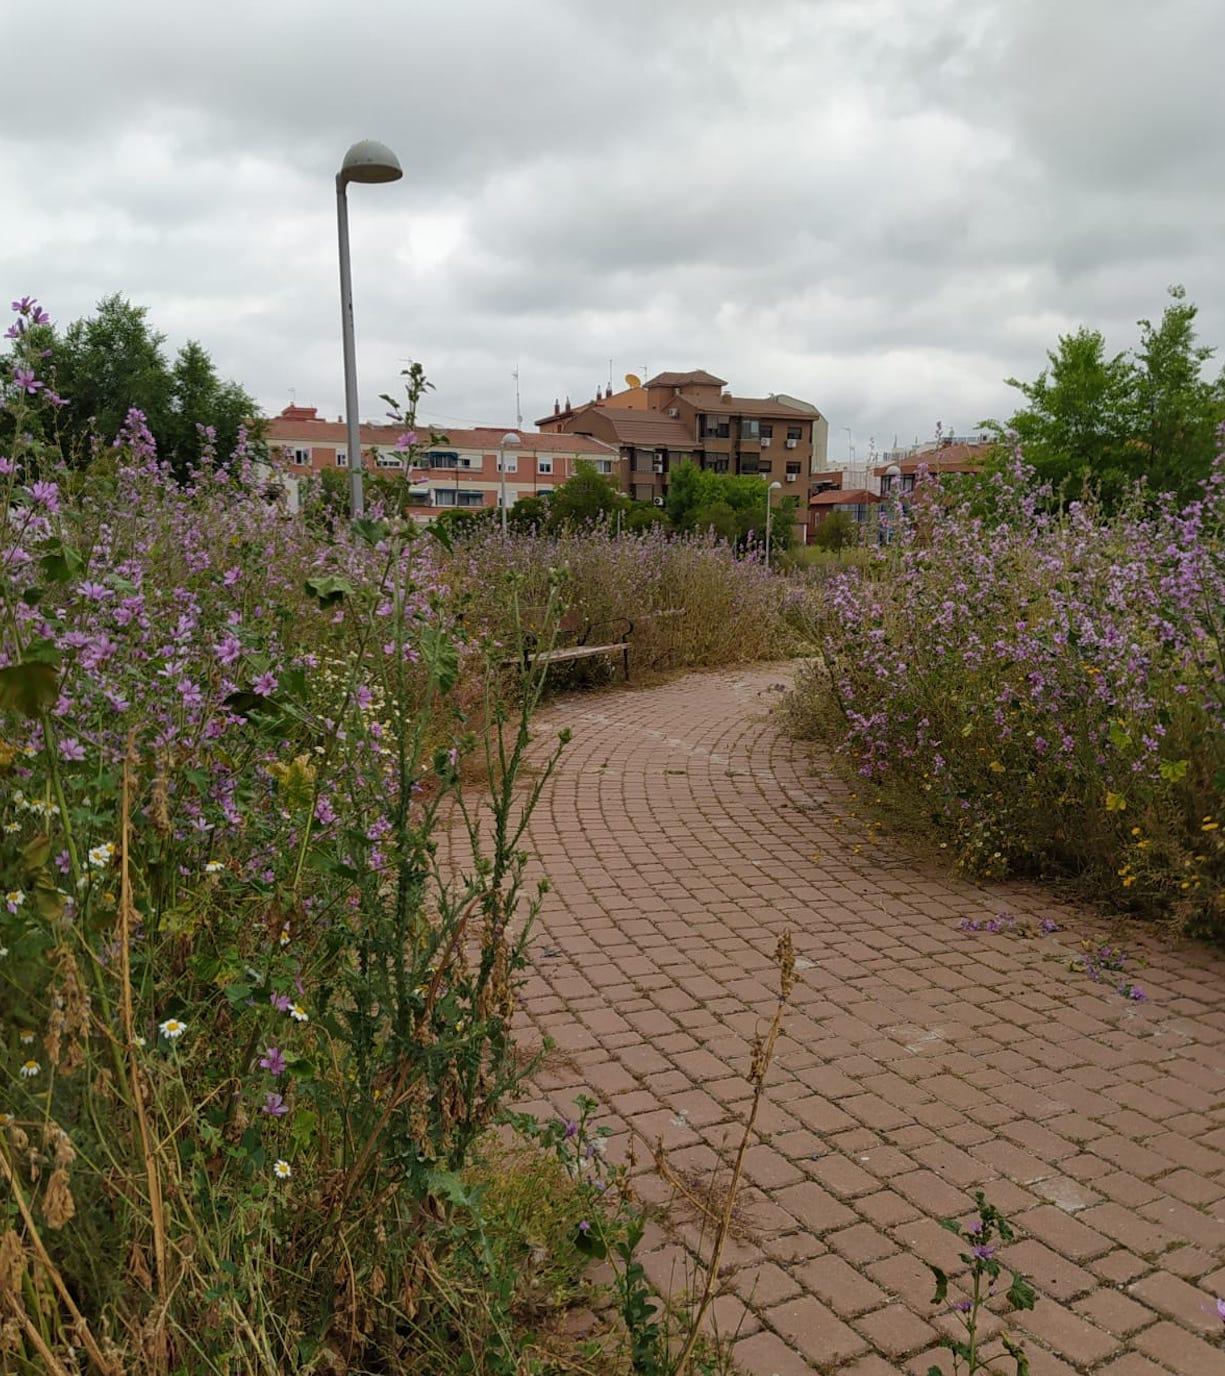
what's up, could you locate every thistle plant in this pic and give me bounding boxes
[926,1192,1037,1376]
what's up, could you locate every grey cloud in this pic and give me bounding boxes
[3,0,1224,456]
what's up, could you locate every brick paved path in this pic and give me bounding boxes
[514,664,1225,1375]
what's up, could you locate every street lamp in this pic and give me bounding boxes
[764,480,783,566]
[842,425,854,462]
[499,431,520,534]
[336,138,402,519]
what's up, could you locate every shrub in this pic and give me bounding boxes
[446,522,791,676]
[788,455,1225,937]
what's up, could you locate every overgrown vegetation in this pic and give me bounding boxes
[0,297,797,1373]
[789,453,1225,938]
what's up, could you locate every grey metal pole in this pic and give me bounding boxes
[336,175,364,519]
[765,492,773,566]
[499,442,508,534]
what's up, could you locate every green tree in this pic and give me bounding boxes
[812,509,856,551]
[547,460,626,528]
[993,286,1225,504]
[1134,286,1225,496]
[689,499,739,541]
[999,327,1138,498]
[4,294,260,473]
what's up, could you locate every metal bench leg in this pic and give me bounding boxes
[623,646,630,681]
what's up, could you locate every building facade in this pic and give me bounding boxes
[264,405,622,517]
[537,370,828,508]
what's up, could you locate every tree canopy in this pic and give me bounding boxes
[3,294,260,473]
[995,286,1225,503]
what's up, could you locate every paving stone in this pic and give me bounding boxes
[506,666,1225,1376]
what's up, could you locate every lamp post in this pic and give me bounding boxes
[336,138,402,519]
[764,479,783,566]
[841,425,854,463]
[499,431,520,534]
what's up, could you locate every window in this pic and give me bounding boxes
[537,457,553,475]
[429,451,459,469]
[434,489,484,508]
[376,451,403,469]
[742,419,760,438]
[759,424,773,440]
[786,461,801,477]
[702,418,730,438]
[457,490,484,508]
[496,454,517,473]
[705,457,729,474]
[740,456,761,475]
[786,427,802,441]
[292,447,311,467]
[593,459,613,475]
[335,450,348,468]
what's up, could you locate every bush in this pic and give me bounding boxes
[446,521,792,676]
[810,510,858,551]
[788,455,1225,937]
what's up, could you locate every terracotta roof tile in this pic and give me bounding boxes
[643,370,727,388]
[810,488,880,506]
[264,409,613,456]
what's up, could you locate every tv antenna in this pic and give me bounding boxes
[512,364,522,430]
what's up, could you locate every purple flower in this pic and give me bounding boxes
[261,1091,289,1117]
[252,671,278,697]
[972,1244,996,1261]
[59,737,87,761]
[577,1219,590,1234]
[270,993,293,1013]
[1216,1296,1225,1323]
[563,1119,578,1140]
[954,1299,972,1313]
[394,431,418,450]
[259,1046,287,1075]
[29,479,59,512]
[12,366,42,395]
[1040,918,1060,934]
[314,795,336,826]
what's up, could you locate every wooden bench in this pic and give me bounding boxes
[507,613,634,681]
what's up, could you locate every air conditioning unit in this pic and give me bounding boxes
[760,437,771,447]
[786,474,797,483]
[667,407,679,418]
[653,495,666,507]
[652,460,665,474]
[785,438,798,449]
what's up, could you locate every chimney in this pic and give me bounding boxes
[565,395,570,410]
[553,398,560,415]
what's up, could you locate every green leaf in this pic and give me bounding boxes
[22,834,52,871]
[1107,720,1131,752]
[1158,757,1189,782]
[428,519,454,553]
[351,518,389,548]
[223,689,277,717]
[574,1221,607,1259]
[291,1108,318,1150]
[0,661,59,717]
[938,1217,963,1236]
[304,574,354,607]
[420,627,459,695]
[39,539,83,583]
[20,586,43,606]
[223,981,254,1006]
[927,1264,948,1305]
[1006,1272,1037,1311]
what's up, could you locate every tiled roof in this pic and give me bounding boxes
[264,408,613,456]
[810,488,880,506]
[572,407,699,448]
[643,370,727,388]
[692,395,815,418]
[874,444,991,476]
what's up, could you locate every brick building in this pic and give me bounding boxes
[264,405,621,517]
[537,370,828,507]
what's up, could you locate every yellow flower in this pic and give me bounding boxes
[1201,820,1219,832]
[1104,792,1127,813]
[988,761,1005,774]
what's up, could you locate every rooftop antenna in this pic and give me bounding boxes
[288,386,296,405]
[512,364,522,430]
[608,358,613,393]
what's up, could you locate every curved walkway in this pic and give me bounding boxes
[515,665,1225,1375]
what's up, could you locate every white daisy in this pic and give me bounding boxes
[19,1060,39,1079]
[204,860,224,876]
[88,842,115,869]
[289,1004,309,1023]
[4,890,23,912]
[273,1159,292,1180]
[159,1018,187,1041]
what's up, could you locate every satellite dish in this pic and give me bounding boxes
[625,373,642,389]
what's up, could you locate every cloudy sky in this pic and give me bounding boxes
[4,0,1223,462]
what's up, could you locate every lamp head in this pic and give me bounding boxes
[769,480,783,491]
[339,139,403,185]
[501,431,521,446]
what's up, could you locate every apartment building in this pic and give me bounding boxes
[265,405,621,516]
[537,371,828,505]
